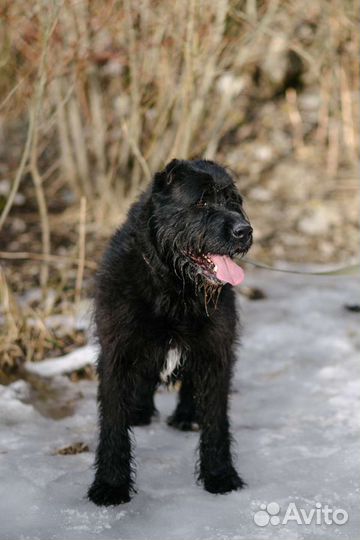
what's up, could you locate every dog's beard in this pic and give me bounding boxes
[154,223,248,289]
[166,249,223,313]
[185,250,245,286]
[166,245,246,291]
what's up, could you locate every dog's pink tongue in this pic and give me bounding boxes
[209,254,245,286]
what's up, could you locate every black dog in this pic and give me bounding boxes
[88,159,253,506]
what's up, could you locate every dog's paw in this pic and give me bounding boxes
[167,413,199,431]
[203,467,246,494]
[87,480,131,506]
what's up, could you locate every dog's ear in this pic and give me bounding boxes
[153,159,182,192]
[163,159,181,185]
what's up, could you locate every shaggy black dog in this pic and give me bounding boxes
[88,159,253,506]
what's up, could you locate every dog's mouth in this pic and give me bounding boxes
[186,251,245,286]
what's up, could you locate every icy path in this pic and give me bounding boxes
[0,271,359,540]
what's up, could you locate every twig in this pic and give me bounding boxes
[75,197,87,307]
[0,251,97,270]
[316,73,330,145]
[0,10,59,231]
[326,120,340,178]
[123,0,142,188]
[52,77,79,195]
[68,94,92,198]
[340,64,356,160]
[0,267,18,336]
[29,7,61,291]
[286,88,305,155]
[122,122,152,184]
[0,110,33,230]
[30,135,51,290]
[171,0,195,158]
[0,77,25,111]
[246,0,257,20]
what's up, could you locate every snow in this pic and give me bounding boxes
[24,345,97,378]
[0,271,359,540]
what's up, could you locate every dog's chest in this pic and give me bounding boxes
[160,345,182,382]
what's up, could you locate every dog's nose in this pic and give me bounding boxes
[232,222,253,242]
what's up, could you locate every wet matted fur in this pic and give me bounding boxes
[88,159,253,506]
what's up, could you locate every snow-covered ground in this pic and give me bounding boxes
[0,271,359,540]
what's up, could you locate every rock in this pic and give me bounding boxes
[298,204,341,236]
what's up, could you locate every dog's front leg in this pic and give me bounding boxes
[193,353,246,494]
[88,353,135,506]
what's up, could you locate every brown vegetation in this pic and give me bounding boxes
[0,0,358,372]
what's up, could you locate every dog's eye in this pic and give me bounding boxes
[228,201,241,211]
[196,200,208,208]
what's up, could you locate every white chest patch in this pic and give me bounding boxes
[160,347,182,382]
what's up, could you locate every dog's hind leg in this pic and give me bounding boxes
[129,373,158,426]
[167,372,199,431]
[193,348,246,494]
[88,351,135,506]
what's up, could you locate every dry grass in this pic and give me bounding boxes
[0,0,358,371]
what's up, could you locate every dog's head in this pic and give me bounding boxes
[150,159,252,287]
